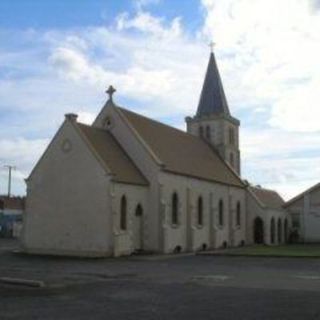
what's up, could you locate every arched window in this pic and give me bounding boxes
[230,153,234,168]
[236,201,241,227]
[172,192,178,225]
[199,126,204,138]
[218,199,224,226]
[284,218,288,243]
[197,196,203,226]
[278,218,282,243]
[254,217,264,244]
[120,195,127,230]
[205,126,211,140]
[229,127,235,145]
[135,204,143,217]
[270,217,275,244]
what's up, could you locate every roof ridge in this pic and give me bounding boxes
[250,186,280,193]
[118,107,219,144]
[285,181,320,207]
[117,107,189,135]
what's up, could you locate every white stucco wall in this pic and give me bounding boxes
[287,188,320,242]
[22,119,113,257]
[159,172,246,253]
[94,105,161,252]
[112,183,147,257]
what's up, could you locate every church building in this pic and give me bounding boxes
[21,50,289,257]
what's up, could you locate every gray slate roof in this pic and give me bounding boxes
[196,52,230,117]
[119,107,244,188]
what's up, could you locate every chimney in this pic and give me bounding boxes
[65,113,78,122]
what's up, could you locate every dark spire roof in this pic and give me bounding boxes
[196,52,230,117]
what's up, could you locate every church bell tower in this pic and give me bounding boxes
[186,47,241,175]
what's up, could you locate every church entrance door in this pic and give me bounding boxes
[133,204,143,251]
[254,217,264,244]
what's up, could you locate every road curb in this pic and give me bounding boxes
[196,252,320,259]
[0,277,45,288]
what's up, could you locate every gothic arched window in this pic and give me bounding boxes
[270,217,275,244]
[278,218,282,243]
[205,126,211,140]
[218,199,224,226]
[230,153,234,168]
[229,127,235,145]
[199,126,204,138]
[236,201,241,227]
[284,218,288,243]
[120,195,127,230]
[172,192,179,225]
[197,196,203,226]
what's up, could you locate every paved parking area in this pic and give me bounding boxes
[1,240,320,319]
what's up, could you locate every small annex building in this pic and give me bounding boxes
[246,186,288,245]
[285,182,320,243]
[22,51,290,257]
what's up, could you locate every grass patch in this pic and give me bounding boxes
[222,245,320,257]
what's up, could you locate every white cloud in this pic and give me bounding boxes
[1,1,320,200]
[0,138,49,195]
[241,127,320,199]
[269,78,320,132]
[77,111,96,125]
[116,11,182,39]
[201,0,320,132]
[241,128,320,159]
[45,17,205,117]
[50,47,107,84]
[134,0,161,10]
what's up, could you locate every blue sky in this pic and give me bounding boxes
[1,0,320,199]
[0,0,201,30]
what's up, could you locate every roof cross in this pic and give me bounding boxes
[106,85,116,100]
[209,41,215,53]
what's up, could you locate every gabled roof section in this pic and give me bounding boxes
[249,186,285,210]
[196,52,230,117]
[284,182,320,207]
[77,123,148,186]
[118,107,244,187]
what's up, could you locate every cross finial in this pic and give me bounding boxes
[209,41,215,53]
[106,85,116,100]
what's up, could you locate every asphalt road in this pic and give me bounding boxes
[1,239,320,320]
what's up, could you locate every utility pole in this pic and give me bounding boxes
[4,165,16,198]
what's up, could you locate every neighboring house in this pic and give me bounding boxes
[285,183,320,243]
[247,186,289,245]
[0,196,25,238]
[22,51,287,258]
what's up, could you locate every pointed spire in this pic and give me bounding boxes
[196,50,230,117]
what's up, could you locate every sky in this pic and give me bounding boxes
[0,0,320,200]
